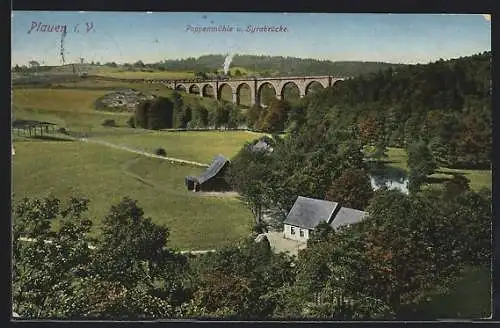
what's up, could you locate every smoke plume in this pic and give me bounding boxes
[223,53,234,75]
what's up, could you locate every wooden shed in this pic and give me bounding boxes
[185,155,231,192]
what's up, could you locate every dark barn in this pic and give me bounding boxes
[185,155,232,192]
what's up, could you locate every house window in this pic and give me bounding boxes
[290,227,296,235]
[299,230,304,237]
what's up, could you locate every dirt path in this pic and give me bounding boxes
[84,138,209,167]
[16,134,243,253]
[78,137,242,199]
[18,134,237,253]
[180,249,216,255]
[59,133,209,167]
[17,236,216,254]
[194,191,240,198]
[262,231,307,257]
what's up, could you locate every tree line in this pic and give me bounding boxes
[130,91,245,130]
[226,53,491,224]
[131,94,298,134]
[154,55,404,77]
[225,127,490,318]
[291,51,491,169]
[90,55,403,78]
[12,175,490,319]
[178,51,491,164]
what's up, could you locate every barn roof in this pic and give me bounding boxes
[330,207,369,230]
[284,196,339,230]
[196,154,229,184]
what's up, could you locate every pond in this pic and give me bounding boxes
[366,161,409,195]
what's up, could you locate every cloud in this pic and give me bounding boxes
[482,14,491,21]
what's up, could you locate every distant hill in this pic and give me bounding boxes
[158,54,405,77]
[13,55,404,79]
[12,63,96,79]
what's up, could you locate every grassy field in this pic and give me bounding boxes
[13,89,109,113]
[12,84,255,249]
[12,88,131,131]
[57,79,220,110]
[48,64,196,79]
[94,68,196,80]
[12,139,253,250]
[385,147,492,191]
[98,130,264,164]
[12,83,219,131]
[23,64,255,81]
[53,78,175,91]
[13,107,131,132]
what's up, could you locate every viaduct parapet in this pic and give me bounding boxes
[142,75,346,105]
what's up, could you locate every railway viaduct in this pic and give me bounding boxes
[141,75,346,106]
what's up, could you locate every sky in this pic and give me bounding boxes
[11,12,491,66]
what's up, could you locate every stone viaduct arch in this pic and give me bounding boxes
[165,75,345,105]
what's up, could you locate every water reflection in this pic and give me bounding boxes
[366,161,409,195]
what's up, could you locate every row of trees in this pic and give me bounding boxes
[227,128,372,227]
[290,184,491,319]
[131,91,245,130]
[298,51,491,169]
[99,54,401,77]
[13,174,491,320]
[220,52,492,315]
[130,87,302,133]
[227,54,491,226]
[225,125,491,318]
[246,100,292,133]
[154,55,402,77]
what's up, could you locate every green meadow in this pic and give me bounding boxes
[11,78,259,250]
[12,139,253,250]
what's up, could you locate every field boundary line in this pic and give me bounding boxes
[59,134,209,167]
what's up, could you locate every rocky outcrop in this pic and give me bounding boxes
[95,88,156,112]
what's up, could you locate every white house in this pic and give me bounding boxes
[283,196,369,242]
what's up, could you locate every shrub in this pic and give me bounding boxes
[155,148,167,156]
[102,119,117,127]
[127,116,136,128]
[57,127,68,134]
[252,222,268,234]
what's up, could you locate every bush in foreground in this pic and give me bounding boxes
[155,148,167,156]
[57,127,68,135]
[102,119,117,127]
